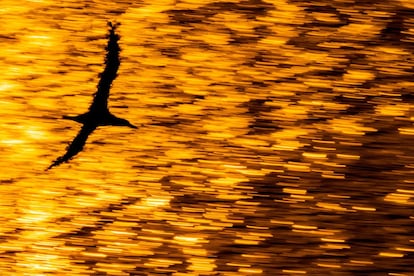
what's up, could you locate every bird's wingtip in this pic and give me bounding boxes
[46,156,65,171]
[107,21,121,29]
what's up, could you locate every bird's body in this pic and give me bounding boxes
[47,22,136,170]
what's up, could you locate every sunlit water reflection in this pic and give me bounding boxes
[1,0,414,275]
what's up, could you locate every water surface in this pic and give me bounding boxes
[0,0,413,275]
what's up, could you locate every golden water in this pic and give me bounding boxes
[0,0,413,275]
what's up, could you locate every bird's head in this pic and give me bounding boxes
[115,117,138,129]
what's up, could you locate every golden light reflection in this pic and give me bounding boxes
[283,269,307,274]
[384,190,414,205]
[379,252,405,258]
[1,0,413,274]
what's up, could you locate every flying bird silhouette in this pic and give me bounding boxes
[47,22,137,170]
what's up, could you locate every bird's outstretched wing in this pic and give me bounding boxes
[89,22,121,113]
[46,124,97,170]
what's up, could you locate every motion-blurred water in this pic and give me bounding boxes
[0,0,413,274]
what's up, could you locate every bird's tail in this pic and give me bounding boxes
[62,113,88,124]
